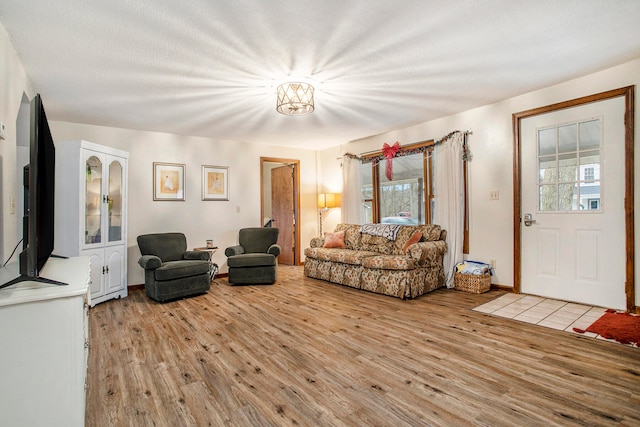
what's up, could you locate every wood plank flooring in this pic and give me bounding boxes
[86,266,640,426]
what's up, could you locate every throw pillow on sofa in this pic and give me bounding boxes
[403,231,423,253]
[324,231,346,248]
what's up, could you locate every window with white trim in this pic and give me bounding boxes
[537,118,601,212]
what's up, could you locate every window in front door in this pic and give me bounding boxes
[537,118,601,212]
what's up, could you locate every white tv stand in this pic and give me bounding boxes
[0,257,90,427]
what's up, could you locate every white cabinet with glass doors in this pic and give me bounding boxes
[54,140,129,306]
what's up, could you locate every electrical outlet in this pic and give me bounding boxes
[490,259,496,270]
[489,190,499,200]
[9,196,15,214]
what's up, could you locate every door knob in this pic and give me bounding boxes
[524,213,536,226]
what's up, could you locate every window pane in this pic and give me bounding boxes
[559,183,577,211]
[558,124,577,153]
[579,182,600,210]
[539,155,557,184]
[362,200,373,223]
[579,149,600,211]
[108,161,123,242]
[539,184,557,211]
[538,128,556,156]
[378,153,424,224]
[580,151,600,176]
[579,120,600,150]
[558,153,577,183]
[85,156,102,244]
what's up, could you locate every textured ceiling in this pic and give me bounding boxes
[1,0,640,149]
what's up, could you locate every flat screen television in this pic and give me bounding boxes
[1,94,66,289]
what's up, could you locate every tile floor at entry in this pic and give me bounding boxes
[473,293,610,341]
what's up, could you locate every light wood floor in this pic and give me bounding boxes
[86,266,640,426]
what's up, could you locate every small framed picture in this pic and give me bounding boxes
[153,162,185,201]
[202,165,229,201]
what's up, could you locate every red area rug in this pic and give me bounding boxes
[573,309,640,346]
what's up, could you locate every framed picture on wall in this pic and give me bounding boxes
[202,165,229,201]
[153,162,185,201]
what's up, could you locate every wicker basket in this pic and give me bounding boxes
[454,271,491,293]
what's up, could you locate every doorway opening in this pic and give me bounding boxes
[260,157,301,266]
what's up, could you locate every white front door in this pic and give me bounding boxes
[520,97,626,309]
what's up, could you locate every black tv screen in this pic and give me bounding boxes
[0,94,65,289]
[29,94,56,275]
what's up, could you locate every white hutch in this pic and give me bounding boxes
[55,140,129,306]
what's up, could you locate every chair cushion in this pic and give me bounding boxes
[137,232,188,262]
[227,253,276,268]
[304,248,378,265]
[154,260,210,281]
[238,228,279,253]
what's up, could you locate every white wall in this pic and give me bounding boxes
[48,122,319,285]
[318,58,640,307]
[0,23,34,264]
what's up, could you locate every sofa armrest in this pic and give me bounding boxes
[268,244,281,257]
[138,255,162,269]
[184,251,210,261]
[225,245,245,257]
[407,241,448,266]
[310,237,325,248]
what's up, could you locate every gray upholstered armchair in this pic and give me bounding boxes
[137,232,211,302]
[225,227,281,284]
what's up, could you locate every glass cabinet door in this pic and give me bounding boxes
[85,156,102,244]
[107,160,123,242]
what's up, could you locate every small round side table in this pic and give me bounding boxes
[193,247,219,281]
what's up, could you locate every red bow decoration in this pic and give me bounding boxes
[382,141,400,180]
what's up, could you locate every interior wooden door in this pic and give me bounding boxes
[271,165,295,265]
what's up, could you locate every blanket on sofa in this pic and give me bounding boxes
[360,223,402,240]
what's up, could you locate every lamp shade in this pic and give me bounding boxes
[318,193,341,209]
[276,82,314,115]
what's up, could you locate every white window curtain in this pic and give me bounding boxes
[432,132,465,288]
[341,155,363,224]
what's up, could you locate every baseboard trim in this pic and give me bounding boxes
[128,273,229,291]
[490,284,513,292]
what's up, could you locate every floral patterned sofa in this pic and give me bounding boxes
[304,223,448,299]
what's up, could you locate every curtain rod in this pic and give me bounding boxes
[336,129,472,160]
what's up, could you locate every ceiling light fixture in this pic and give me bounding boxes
[276,81,315,115]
